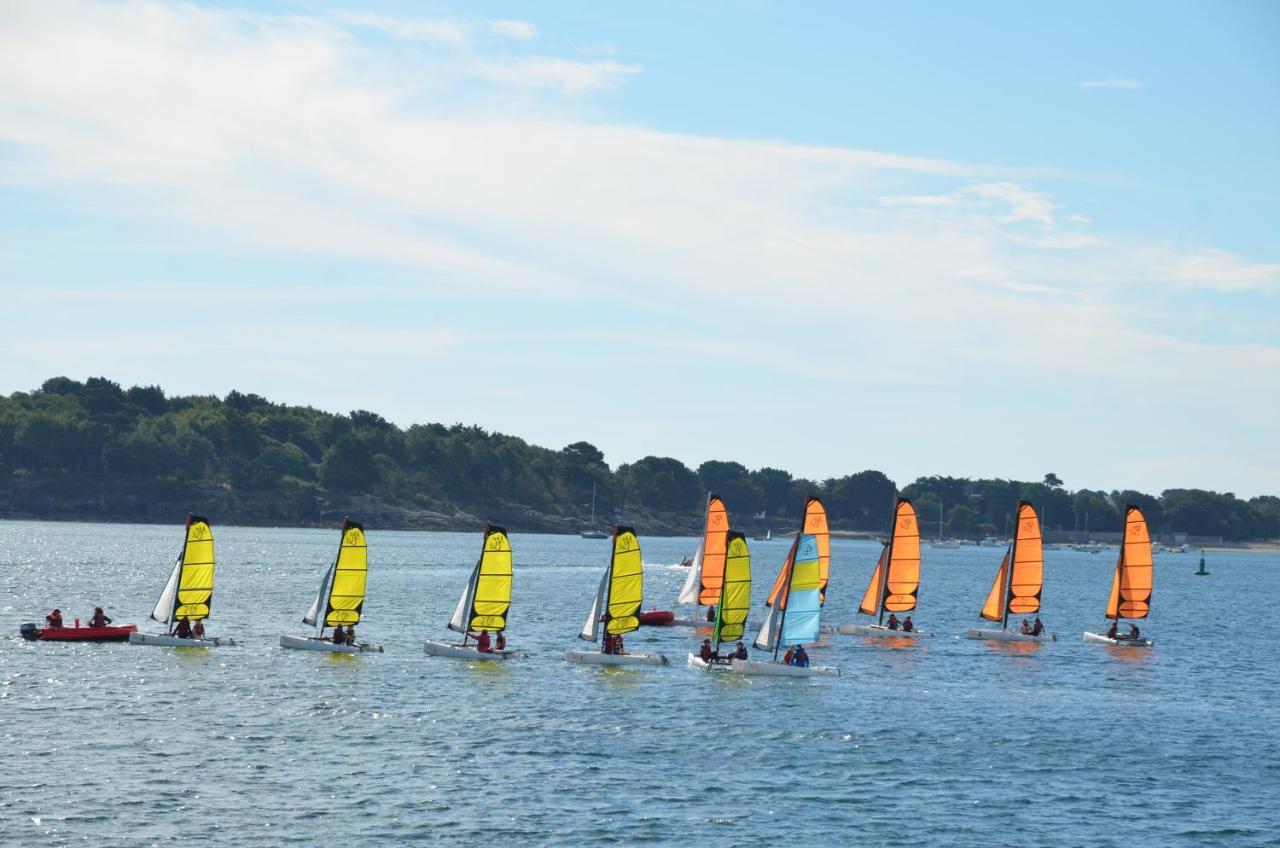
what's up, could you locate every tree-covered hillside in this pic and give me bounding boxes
[1,377,1276,540]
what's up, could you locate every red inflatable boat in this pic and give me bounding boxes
[638,609,675,626]
[20,623,138,642]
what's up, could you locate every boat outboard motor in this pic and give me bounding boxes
[19,623,39,641]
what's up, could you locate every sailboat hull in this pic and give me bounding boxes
[838,624,927,638]
[965,628,1053,642]
[564,650,668,666]
[1083,631,1154,647]
[279,634,383,653]
[686,652,738,671]
[423,640,513,660]
[729,658,839,678]
[129,632,236,648]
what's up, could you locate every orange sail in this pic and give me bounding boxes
[979,501,1043,623]
[766,496,829,606]
[859,498,920,618]
[697,496,730,606]
[1106,504,1153,619]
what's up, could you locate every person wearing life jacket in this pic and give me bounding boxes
[172,617,193,639]
[88,607,111,628]
[331,625,346,644]
[1106,621,1119,639]
[45,609,64,629]
[1031,617,1044,637]
[901,615,914,633]
[1126,623,1140,640]
[613,633,624,654]
[475,630,492,653]
[792,644,810,668]
[733,642,748,660]
[699,639,714,663]
[782,645,795,665]
[887,613,900,630]
[1019,619,1032,635]
[345,625,357,645]
[192,619,205,640]
[495,631,506,652]
[705,605,716,622]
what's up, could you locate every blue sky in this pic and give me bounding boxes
[1,0,1277,496]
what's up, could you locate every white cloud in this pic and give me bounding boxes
[332,12,468,46]
[1079,78,1143,89]
[489,20,538,40]
[966,182,1057,226]
[472,57,641,93]
[1165,247,1280,293]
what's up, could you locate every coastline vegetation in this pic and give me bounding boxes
[1,377,1276,540]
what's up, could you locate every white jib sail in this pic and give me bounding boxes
[753,602,779,652]
[579,570,609,642]
[302,560,336,627]
[149,557,182,624]
[676,539,705,605]
[447,561,481,634]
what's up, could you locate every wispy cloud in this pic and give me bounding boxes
[1165,247,1280,293]
[488,20,538,41]
[1078,78,1143,89]
[333,12,468,46]
[472,57,642,93]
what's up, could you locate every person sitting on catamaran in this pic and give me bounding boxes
[1031,617,1044,636]
[331,625,346,644]
[1019,619,1032,635]
[45,609,63,629]
[901,616,914,633]
[474,630,492,653]
[1106,621,1119,639]
[192,620,205,639]
[886,613,900,630]
[733,642,748,660]
[346,625,357,645]
[705,606,716,622]
[699,639,715,663]
[496,632,506,652]
[614,634,625,654]
[172,617,192,639]
[1125,624,1140,641]
[782,645,795,665]
[792,645,810,668]
[89,607,111,628]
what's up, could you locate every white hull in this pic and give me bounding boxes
[1083,631,1154,647]
[669,617,714,628]
[129,632,236,648]
[423,640,513,660]
[729,658,839,678]
[279,634,384,653]
[564,650,668,666]
[965,628,1054,642]
[837,624,928,638]
[686,652,739,671]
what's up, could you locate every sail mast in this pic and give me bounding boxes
[771,531,802,660]
[877,501,901,625]
[600,526,616,647]
[1001,516,1019,632]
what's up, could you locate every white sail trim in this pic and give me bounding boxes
[676,539,704,605]
[303,560,336,628]
[753,602,779,652]
[579,570,609,642]
[150,558,182,624]
[447,561,482,634]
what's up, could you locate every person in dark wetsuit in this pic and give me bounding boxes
[792,645,810,668]
[495,632,506,652]
[1106,621,1118,639]
[887,613,900,630]
[192,619,205,640]
[733,642,748,660]
[89,607,111,628]
[331,625,346,644]
[1126,624,1140,641]
[1030,617,1044,636]
[172,617,192,638]
[699,639,714,663]
[706,606,716,622]
[901,616,914,633]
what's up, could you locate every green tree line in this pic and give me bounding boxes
[1,377,1276,539]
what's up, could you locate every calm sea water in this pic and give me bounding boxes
[1,520,1277,846]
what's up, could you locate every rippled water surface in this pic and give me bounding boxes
[2,520,1278,846]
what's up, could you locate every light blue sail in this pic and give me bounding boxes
[780,534,822,646]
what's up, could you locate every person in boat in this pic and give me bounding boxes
[347,625,358,645]
[88,607,111,628]
[1019,619,1032,635]
[792,644,810,668]
[733,642,748,660]
[1126,623,1140,641]
[1106,621,1119,639]
[602,633,614,654]
[705,606,716,622]
[331,625,346,644]
[495,631,506,652]
[475,630,492,653]
[1031,617,1044,637]
[172,616,193,639]
[45,609,63,629]
[782,645,795,665]
[886,613,900,630]
[613,634,624,654]
[699,639,715,663]
[192,619,205,640]
[901,615,914,633]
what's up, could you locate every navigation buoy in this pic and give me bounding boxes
[1196,551,1209,576]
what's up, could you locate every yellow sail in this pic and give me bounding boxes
[1106,504,1153,619]
[450,523,512,633]
[605,526,643,635]
[713,531,752,646]
[325,519,368,627]
[766,496,829,606]
[175,514,215,620]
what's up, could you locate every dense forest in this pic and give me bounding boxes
[1,377,1277,540]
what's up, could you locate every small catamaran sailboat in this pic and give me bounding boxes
[565,526,668,666]
[130,514,234,648]
[839,497,927,638]
[1084,504,1155,647]
[672,493,730,627]
[965,501,1053,642]
[280,518,383,653]
[424,523,515,660]
[687,530,751,670]
[734,530,838,677]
